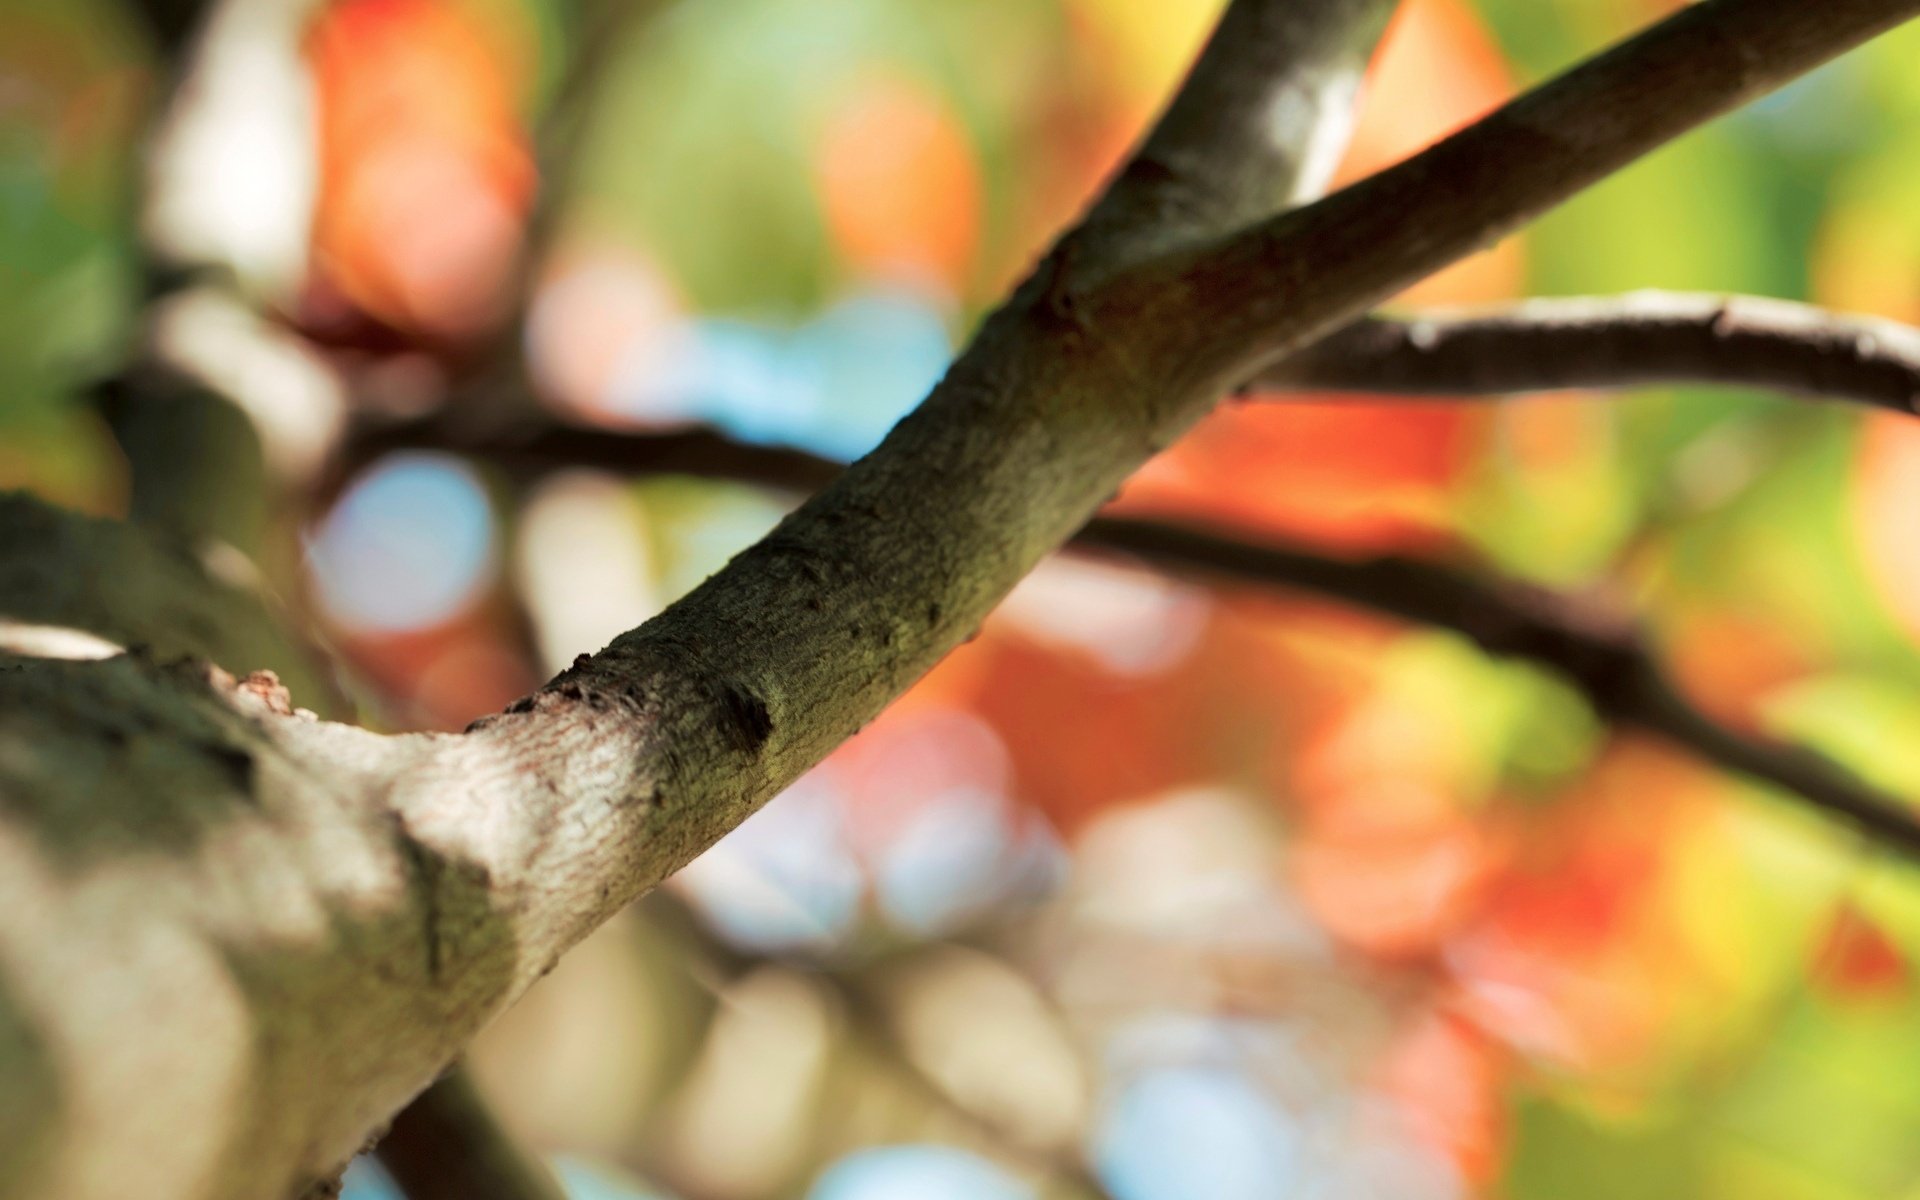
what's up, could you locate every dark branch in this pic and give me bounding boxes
[1263,293,1920,412]
[1076,519,1920,860]
[1146,0,1920,395]
[375,1067,567,1200]
[124,0,213,64]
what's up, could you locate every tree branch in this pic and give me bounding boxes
[1138,0,1920,397]
[1074,519,1920,859]
[1261,293,1920,412]
[374,1067,567,1200]
[506,0,1918,932]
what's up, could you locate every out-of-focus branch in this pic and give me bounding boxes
[1077,518,1920,859]
[1260,293,1920,412]
[532,0,658,212]
[342,413,1920,860]
[374,1068,568,1200]
[124,0,215,66]
[647,895,1112,1200]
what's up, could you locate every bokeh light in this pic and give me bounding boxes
[307,452,497,633]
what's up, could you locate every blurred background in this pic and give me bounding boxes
[7,0,1920,1195]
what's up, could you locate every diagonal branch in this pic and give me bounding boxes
[1075,519,1920,859]
[345,413,1920,860]
[373,1066,568,1200]
[499,1,1920,926]
[1137,0,1920,398]
[1260,293,1920,412]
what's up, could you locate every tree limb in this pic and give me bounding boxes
[1262,293,1920,411]
[1074,518,1920,859]
[504,0,1919,937]
[374,1067,568,1200]
[1137,0,1920,397]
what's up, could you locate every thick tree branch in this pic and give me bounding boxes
[1262,293,1920,411]
[502,0,1919,931]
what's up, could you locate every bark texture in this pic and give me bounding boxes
[1266,292,1920,411]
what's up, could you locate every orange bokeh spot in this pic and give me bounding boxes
[1814,902,1909,1003]
[1293,810,1498,960]
[1851,414,1920,642]
[1377,1009,1510,1185]
[1284,675,1503,959]
[968,627,1219,835]
[1447,742,1712,1072]
[1339,0,1522,306]
[1663,607,1813,733]
[1340,0,1512,183]
[308,0,535,337]
[1115,399,1474,552]
[815,73,984,295]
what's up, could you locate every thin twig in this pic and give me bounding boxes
[1262,293,1920,413]
[1076,518,1920,859]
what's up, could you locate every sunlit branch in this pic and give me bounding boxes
[374,1067,568,1200]
[1259,293,1920,412]
[342,413,1920,861]
[1071,0,1399,267]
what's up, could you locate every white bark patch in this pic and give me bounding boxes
[1275,68,1365,204]
[0,827,252,1200]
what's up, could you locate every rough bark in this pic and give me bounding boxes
[4,1,1917,1196]
[1265,292,1920,411]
